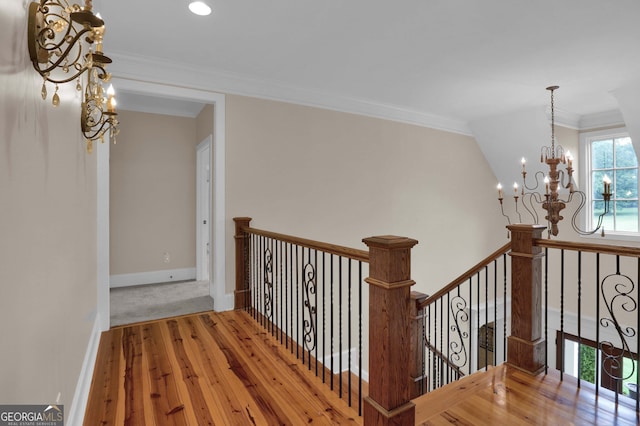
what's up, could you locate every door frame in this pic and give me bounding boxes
[97,80,229,332]
[196,135,212,282]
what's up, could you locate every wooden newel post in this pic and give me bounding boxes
[362,235,419,426]
[507,224,546,375]
[234,217,252,310]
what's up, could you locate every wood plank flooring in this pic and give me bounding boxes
[414,363,639,425]
[84,310,362,425]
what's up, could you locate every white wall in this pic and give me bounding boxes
[0,0,97,412]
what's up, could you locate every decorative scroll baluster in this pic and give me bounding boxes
[302,253,317,356]
[599,258,637,392]
[450,293,469,371]
[264,246,273,323]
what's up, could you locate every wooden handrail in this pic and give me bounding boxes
[424,339,466,379]
[242,226,370,263]
[534,238,640,257]
[417,242,511,310]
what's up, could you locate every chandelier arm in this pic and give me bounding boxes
[499,200,512,225]
[82,119,109,140]
[521,192,541,225]
[568,191,606,236]
[35,28,92,75]
[522,171,546,192]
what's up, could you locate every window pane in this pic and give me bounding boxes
[593,200,614,230]
[615,137,637,168]
[623,358,638,397]
[615,201,638,232]
[592,139,614,169]
[579,344,597,384]
[615,169,638,199]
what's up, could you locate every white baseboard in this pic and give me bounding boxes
[321,348,369,382]
[214,293,235,312]
[67,315,102,426]
[110,268,196,288]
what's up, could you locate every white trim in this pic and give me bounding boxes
[96,131,110,331]
[196,136,212,282]
[108,53,472,136]
[578,126,640,240]
[211,95,230,311]
[67,315,102,426]
[321,348,369,383]
[110,268,197,288]
[108,78,231,311]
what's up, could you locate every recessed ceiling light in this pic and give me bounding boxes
[189,1,212,16]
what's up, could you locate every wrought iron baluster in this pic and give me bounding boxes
[544,247,548,374]
[599,254,637,398]
[322,251,326,384]
[330,253,334,391]
[339,256,343,398]
[596,253,600,396]
[358,260,363,416]
[301,247,317,370]
[560,249,565,380]
[484,266,489,371]
[577,251,582,389]
[493,259,497,367]
[504,253,508,364]
[348,258,352,407]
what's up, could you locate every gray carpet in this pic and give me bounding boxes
[110,280,214,327]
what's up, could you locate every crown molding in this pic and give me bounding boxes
[578,109,625,131]
[107,52,472,136]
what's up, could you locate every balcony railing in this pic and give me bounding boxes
[414,242,511,395]
[235,218,640,424]
[234,218,369,415]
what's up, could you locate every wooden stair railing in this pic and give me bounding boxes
[234,218,420,425]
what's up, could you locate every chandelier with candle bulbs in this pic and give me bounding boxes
[497,86,611,238]
[28,0,119,153]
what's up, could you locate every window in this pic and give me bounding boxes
[557,331,638,398]
[581,128,639,235]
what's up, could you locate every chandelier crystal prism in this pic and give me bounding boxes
[497,86,611,238]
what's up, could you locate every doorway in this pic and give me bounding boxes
[97,81,229,332]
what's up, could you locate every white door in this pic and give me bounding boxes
[196,136,212,281]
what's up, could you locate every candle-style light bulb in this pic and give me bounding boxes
[497,183,503,199]
[566,151,573,167]
[106,84,116,113]
[603,175,611,194]
[513,182,518,195]
[521,157,526,172]
[544,176,550,194]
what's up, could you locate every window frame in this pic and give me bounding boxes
[579,127,640,240]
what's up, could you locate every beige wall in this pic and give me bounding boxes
[0,2,96,406]
[110,110,197,275]
[196,104,214,143]
[224,95,507,296]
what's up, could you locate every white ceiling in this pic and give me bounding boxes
[94,0,640,130]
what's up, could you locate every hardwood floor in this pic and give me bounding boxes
[85,309,639,425]
[84,310,362,425]
[414,363,639,425]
